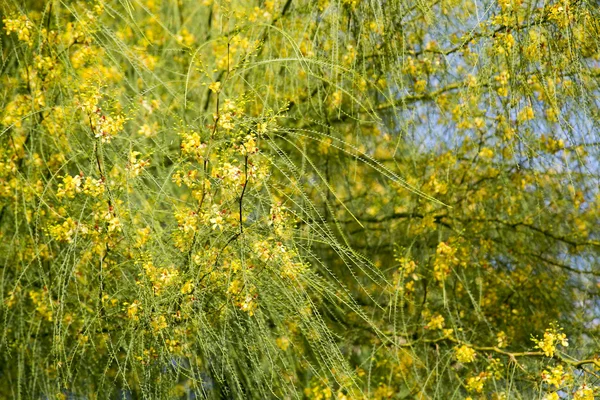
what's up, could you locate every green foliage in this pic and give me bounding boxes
[0,0,599,399]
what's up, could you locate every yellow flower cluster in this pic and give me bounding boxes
[466,372,487,393]
[180,280,194,295]
[251,239,306,280]
[3,15,34,46]
[543,392,560,400]
[83,177,105,197]
[547,3,571,29]
[392,256,418,296]
[138,122,158,137]
[496,331,508,348]
[373,384,395,400]
[103,211,121,233]
[209,204,226,230]
[91,112,126,143]
[227,280,258,316]
[49,217,80,243]
[454,344,476,363]
[127,151,150,178]
[426,314,445,330]
[533,325,568,357]
[180,131,207,160]
[172,208,200,250]
[303,380,333,400]
[495,71,510,97]
[141,261,180,296]
[56,174,106,199]
[29,289,53,321]
[174,208,199,234]
[238,293,258,315]
[433,241,459,282]
[268,203,291,236]
[498,0,522,11]
[4,286,20,308]
[573,385,595,400]
[238,134,258,155]
[541,364,566,387]
[175,27,195,47]
[540,135,565,154]
[517,106,535,123]
[124,300,141,321]
[276,336,290,351]
[57,175,83,199]
[34,55,59,81]
[217,99,240,131]
[215,162,244,186]
[152,315,168,332]
[494,32,516,55]
[135,227,151,248]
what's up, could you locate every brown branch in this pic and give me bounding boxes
[239,155,249,234]
[473,217,600,249]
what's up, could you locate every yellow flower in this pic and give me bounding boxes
[4,286,20,308]
[57,175,83,198]
[3,15,34,46]
[276,336,290,351]
[83,177,105,197]
[151,315,168,332]
[517,106,535,122]
[466,373,487,393]
[49,218,78,243]
[414,79,427,93]
[330,91,342,108]
[478,147,494,160]
[573,385,594,400]
[138,122,158,137]
[176,28,195,47]
[91,113,125,143]
[426,314,445,330]
[239,294,257,316]
[143,261,180,295]
[106,214,122,233]
[127,151,150,178]
[135,227,151,248]
[543,393,560,400]
[180,131,206,159]
[455,345,476,363]
[210,215,224,230]
[496,331,508,348]
[495,71,510,96]
[533,324,568,357]
[318,138,333,155]
[181,280,194,295]
[540,135,565,154]
[209,81,221,93]
[433,242,458,282]
[125,300,141,321]
[29,289,53,321]
[541,364,565,387]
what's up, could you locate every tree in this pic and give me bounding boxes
[1,0,599,398]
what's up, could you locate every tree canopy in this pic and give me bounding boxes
[1,0,599,398]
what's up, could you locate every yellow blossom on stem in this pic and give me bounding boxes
[466,373,487,393]
[426,314,445,330]
[532,324,568,357]
[152,315,168,332]
[455,345,476,363]
[3,15,34,46]
[127,151,150,178]
[573,385,594,400]
[541,364,566,387]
